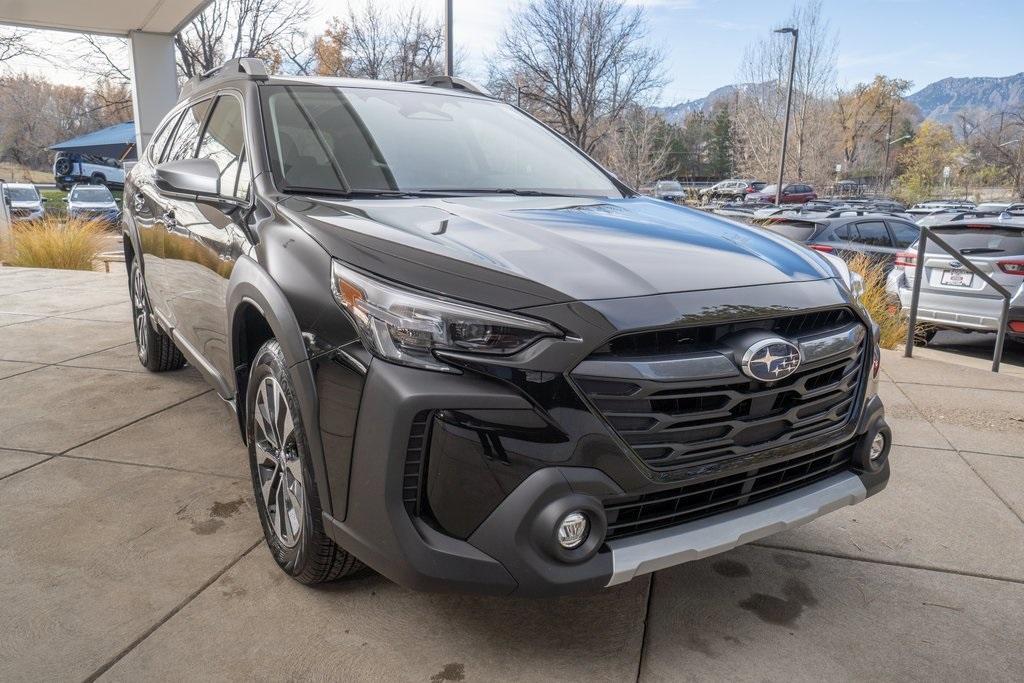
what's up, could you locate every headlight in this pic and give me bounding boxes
[815,250,864,300]
[331,261,561,373]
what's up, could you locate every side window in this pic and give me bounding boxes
[853,221,892,247]
[197,95,248,200]
[889,221,920,249]
[148,112,182,163]
[163,99,213,162]
[832,224,853,241]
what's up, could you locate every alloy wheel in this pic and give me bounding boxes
[253,376,304,548]
[131,265,148,363]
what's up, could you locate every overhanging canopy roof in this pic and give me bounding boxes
[0,0,212,36]
[50,122,137,160]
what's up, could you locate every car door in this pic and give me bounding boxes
[146,99,214,329]
[162,92,253,391]
[850,220,897,263]
[132,109,183,319]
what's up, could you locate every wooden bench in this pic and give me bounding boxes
[95,251,125,273]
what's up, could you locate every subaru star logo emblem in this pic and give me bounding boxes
[741,338,802,382]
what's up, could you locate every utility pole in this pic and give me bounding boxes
[774,27,798,205]
[445,0,454,77]
[881,104,895,192]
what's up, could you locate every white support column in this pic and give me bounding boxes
[128,31,179,157]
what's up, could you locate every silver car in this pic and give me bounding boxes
[3,183,44,221]
[894,215,1024,342]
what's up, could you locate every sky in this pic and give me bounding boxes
[6,0,1023,106]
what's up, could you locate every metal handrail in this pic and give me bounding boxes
[903,226,1011,372]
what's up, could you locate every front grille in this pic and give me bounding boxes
[573,309,866,471]
[401,411,432,516]
[603,440,856,540]
[594,308,855,358]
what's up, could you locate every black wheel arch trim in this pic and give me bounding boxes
[226,255,335,518]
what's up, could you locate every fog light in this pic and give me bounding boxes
[556,511,589,549]
[870,432,886,461]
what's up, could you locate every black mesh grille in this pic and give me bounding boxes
[593,308,855,358]
[574,309,866,471]
[402,411,432,516]
[603,440,857,540]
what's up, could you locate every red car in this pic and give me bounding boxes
[745,183,817,204]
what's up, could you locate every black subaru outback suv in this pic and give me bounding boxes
[122,59,890,596]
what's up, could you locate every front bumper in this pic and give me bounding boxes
[321,351,891,597]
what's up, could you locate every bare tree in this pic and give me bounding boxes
[0,28,36,65]
[489,0,666,155]
[174,0,315,78]
[601,106,671,188]
[312,2,445,81]
[733,0,837,184]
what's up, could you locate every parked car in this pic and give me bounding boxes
[906,199,975,217]
[53,151,125,191]
[974,202,1024,214]
[66,184,120,224]
[760,211,920,270]
[699,179,765,201]
[3,183,44,221]
[893,215,1024,344]
[649,179,687,202]
[746,183,817,204]
[122,58,890,596]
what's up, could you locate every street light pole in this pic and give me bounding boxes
[445,0,454,77]
[774,27,798,206]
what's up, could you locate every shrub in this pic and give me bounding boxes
[1,216,105,270]
[846,253,906,350]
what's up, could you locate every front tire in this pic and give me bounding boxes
[129,260,186,372]
[247,340,362,585]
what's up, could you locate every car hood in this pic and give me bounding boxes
[281,195,833,309]
[11,201,41,209]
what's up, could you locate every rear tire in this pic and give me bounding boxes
[90,173,106,186]
[913,325,937,347]
[129,260,186,372]
[247,339,363,585]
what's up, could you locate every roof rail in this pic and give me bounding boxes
[180,58,269,100]
[406,74,491,96]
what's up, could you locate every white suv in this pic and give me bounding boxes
[53,153,125,191]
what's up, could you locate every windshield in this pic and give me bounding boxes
[70,187,114,203]
[260,85,621,197]
[6,187,39,202]
[758,184,778,194]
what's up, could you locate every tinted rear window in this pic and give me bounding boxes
[764,222,817,241]
[927,228,1024,255]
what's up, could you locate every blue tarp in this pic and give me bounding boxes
[49,121,137,160]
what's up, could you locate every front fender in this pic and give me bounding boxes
[226,255,335,517]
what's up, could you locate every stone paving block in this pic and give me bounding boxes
[0,359,40,380]
[641,545,1024,682]
[962,451,1024,520]
[103,551,649,682]
[766,445,1024,581]
[0,457,260,682]
[0,365,207,453]
[0,316,133,364]
[68,392,248,478]
[60,342,149,373]
[881,351,1024,391]
[0,448,49,478]
[899,383,1024,458]
[0,285,128,316]
[58,301,134,324]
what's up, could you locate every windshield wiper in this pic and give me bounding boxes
[280,185,428,199]
[416,188,586,198]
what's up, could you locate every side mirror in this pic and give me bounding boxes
[155,158,220,198]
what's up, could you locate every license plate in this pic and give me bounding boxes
[941,269,973,287]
